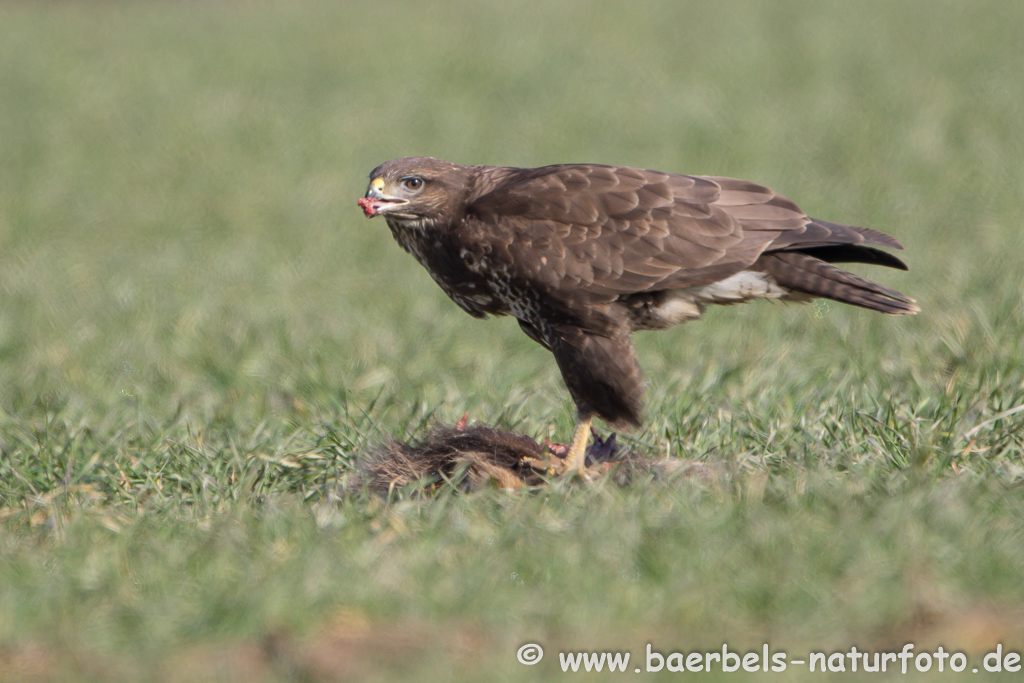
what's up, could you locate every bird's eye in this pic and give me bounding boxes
[401,176,424,191]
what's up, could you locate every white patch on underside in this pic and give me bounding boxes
[691,270,789,303]
[646,295,704,327]
[644,270,810,329]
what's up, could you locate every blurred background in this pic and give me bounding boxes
[2,1,1023,680]
[2,0,1020,435]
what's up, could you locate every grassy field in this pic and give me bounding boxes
[2,0,1023,680]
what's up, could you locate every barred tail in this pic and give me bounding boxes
[756,250,919,315]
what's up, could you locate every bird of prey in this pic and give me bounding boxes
[358,157,918,474]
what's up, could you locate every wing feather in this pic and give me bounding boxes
[464,163,906,308]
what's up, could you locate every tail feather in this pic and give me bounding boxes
[767,218,906,252]
[797,245,909,270]
[756,251,919,315]
[814,219,906,251]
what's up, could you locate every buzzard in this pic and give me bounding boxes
[358,157,918,474]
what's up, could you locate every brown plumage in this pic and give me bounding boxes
[358,157,918,472]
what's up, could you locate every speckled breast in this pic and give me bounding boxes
[386,218,507,318]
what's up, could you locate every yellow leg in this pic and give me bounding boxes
[563,415,593,474]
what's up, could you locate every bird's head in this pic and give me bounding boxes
[358,156,471,223]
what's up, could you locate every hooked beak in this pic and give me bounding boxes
[358,179,408,218]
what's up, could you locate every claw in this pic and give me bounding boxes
[585,431,619,465]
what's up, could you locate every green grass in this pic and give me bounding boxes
[2,0,1023,680]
